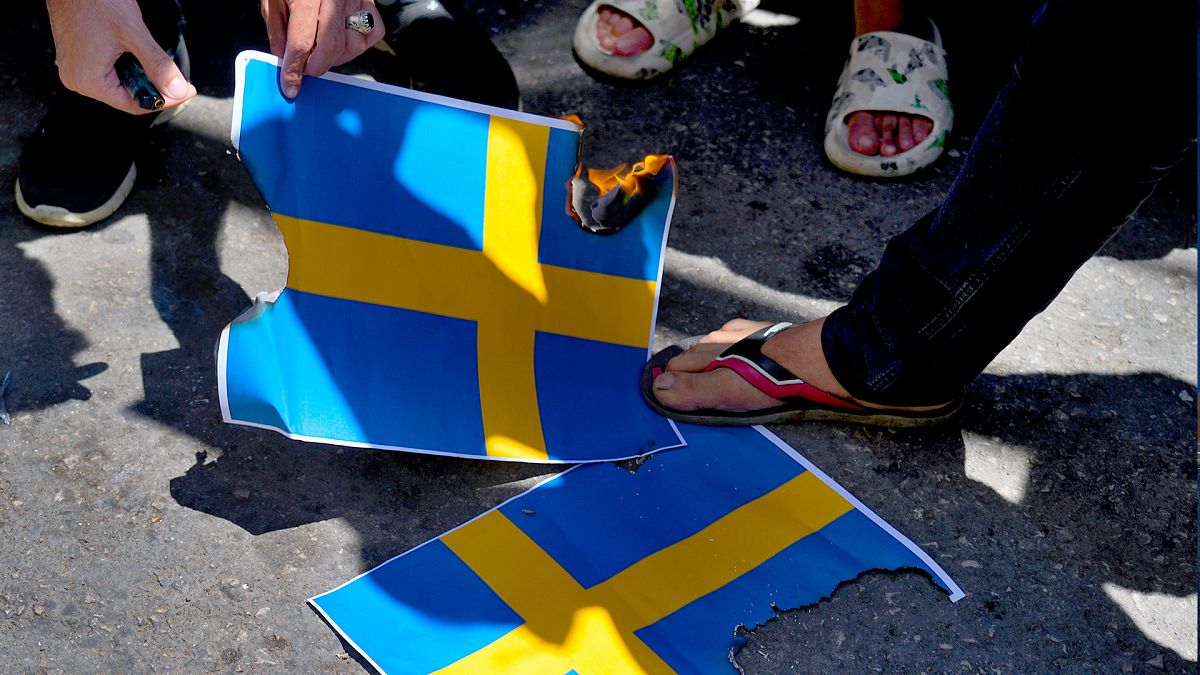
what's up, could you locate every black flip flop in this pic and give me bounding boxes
[641,322,960,427]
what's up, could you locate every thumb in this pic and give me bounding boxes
[124,23,194,104]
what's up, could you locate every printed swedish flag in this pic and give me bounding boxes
[311,425,963,673]
[218,52,682,462]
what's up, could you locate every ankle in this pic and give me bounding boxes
[760,318,855,399]
[854,3,935,40]
[762,318,954,412]
[853,0,904,36]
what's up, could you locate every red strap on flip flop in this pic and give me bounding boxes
[702,323,866,411]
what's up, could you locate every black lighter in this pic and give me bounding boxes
[114,53,165,111]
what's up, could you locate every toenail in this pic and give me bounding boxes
[653,372,676,390]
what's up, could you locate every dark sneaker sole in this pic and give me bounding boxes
[15,163,136,228]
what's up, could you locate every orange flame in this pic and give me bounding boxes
[587,154,671,201]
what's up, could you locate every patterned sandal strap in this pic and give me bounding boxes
[703,322,866,411]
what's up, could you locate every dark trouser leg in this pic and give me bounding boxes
[140,0,184,51]
[376,0,520,109]
[822,0,1197,407]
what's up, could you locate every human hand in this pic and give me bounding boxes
[46,0,195,115]
[260,0,383,99]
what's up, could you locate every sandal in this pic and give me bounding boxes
[823,24,953,177]
[641,322,961,427]
[573,0,759,80]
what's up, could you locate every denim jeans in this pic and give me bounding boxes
[821,0,1196,406]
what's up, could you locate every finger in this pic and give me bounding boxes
[281,0,320,97]
[896,115,914,151]
[122,21,194,106]
[92,69,153,115]
[261,0,289,58]
[913,116,933,144]
[304,0,346,76]
[55,60,135,114]
[340,0,384,60]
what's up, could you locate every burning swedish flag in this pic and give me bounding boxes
[218,52,682,463]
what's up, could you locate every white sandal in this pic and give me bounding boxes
[823,24,953,177]
[572,0,759,80]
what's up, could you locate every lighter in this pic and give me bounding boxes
[114,53,165,111]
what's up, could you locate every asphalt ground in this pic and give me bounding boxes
[0,1,1196,672]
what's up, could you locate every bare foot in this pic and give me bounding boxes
[651,318,950,413]
[596,5,654,56]
[846,111,934,157]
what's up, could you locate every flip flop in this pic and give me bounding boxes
[641,322,961,427]
[573,0,760,80]
[823,24,953,177]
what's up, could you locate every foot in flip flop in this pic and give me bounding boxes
[824,21,953,176]
[846,110,934,157]
[641,318,959,427]
[595,6,654,57]
[573,0,759,80]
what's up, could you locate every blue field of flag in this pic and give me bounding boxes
[218,52,682,462]
[311,424,962,674]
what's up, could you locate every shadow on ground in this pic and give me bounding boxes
[0,0,1194,672]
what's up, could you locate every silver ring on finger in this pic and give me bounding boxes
[346,10,374,35]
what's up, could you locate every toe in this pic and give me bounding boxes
[698,318,773,344]
[913,116,933,144]
[665,341,725,373]
[652,369,780,413]
[896,115,914,151]
[720,318,773,333]
[878,113,898,156]
[612,26,653,56]
[846,111,880,156]
[594,5,653,57]
[596,5,616,30]
[665,319,774,372]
